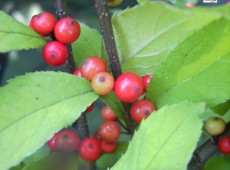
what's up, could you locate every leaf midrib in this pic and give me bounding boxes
[0,30,44,40]
[143,113,193,170]
[0,90,94,134]
[121,17,190,63]
[154,50,230,101]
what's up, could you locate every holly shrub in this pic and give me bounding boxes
[0,0,230,170]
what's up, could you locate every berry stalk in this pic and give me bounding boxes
[94,0,137,134]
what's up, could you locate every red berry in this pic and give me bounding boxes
[54,17,81,44]
[55,129,80,153]
[30,12,56,35]
[100,140,117,153]
[91,72,114,95]
[101,106,117,121]
[85,103,94,112]
[48,133,58,152]
[114,72,143,103]
[99,121,120,142]
[79,137,101,161]
[73,68,82,77]
[42,41,68,66]
[130,99,156,123]
[142,74,152,92]
[81,57,107,81]
[218,136,230,154]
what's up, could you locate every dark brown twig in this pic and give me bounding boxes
[53,1,95,169]
[94,0,137,134]
[53,0,76,73]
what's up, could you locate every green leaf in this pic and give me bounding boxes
[97,142,128,170]
[0,72,98,170]
[111,102,205,170]
[204,155,230,170]
[147,18,230,108]
[72,23,102,66]
[211,100,230,116]
[23,145,50,166]
[100,92,125,120]
[112,2,222,75]
[201,108,230,123]
[0,11,46,52]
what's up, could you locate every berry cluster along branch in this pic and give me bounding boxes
[188,123,230,170]
[94,0,137,134]
[53,1,95,169]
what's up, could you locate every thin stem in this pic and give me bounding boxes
[188,123,230,170]
[95,0,137,134]
[53,1,95,169]
[117,119,131,133]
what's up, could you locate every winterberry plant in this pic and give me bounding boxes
[0,0,229,170]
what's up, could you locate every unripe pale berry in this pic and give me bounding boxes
[91,72,114,95]
[204,117,226,136]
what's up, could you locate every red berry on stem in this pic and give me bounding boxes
[142,74,152,92]
[79,137,101,161]
[218,136,230,154]
[101,106,117,121]
[55,129,80,153]
[81,57,107,81]
[54,17,81,44]
[30,12,56,35]
[91,72,114,95]
[48,133,58,152]
[73,67,82,77]
[100,140,117,153]
[42,41,68,66]
[85,103,94,112]
[114,72,143,103]
[99,121,120,142]
[130,99,156,123]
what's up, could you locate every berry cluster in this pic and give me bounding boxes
[30,12,81,66]
[47,106,120,161]
[204,117,230,154]
[73,56,156,123]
